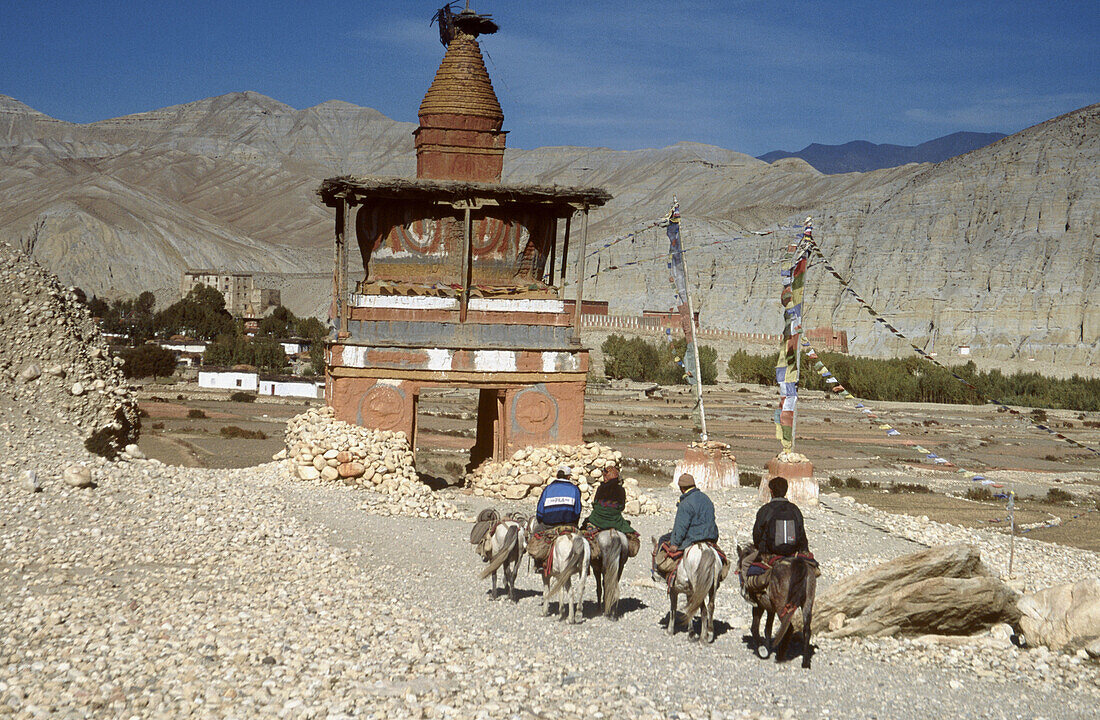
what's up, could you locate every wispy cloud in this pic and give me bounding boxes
[905,92,1096,132]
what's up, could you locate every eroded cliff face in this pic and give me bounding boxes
[796,105,1099,365]
[1,93,1096,367]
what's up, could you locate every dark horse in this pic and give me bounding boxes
[736,544,817,668]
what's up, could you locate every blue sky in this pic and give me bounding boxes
[1,1,1095,155]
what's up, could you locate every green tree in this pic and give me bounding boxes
[257,305,296,338]
[121,344,178,379]
[295,316,327,341]
[156,284,235,340]
[252,337,287,372]
[310,343,325,375]
[86,295,109,318]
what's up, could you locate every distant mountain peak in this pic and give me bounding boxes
[759,131,1007,174]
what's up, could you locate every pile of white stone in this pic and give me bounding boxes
[465,442,661,514]
[278,406,458,519]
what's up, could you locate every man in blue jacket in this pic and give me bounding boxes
[669,473,719,550]
[653,473,720,576]
[535,465,582,530]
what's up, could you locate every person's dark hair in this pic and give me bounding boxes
[768,476,788,498]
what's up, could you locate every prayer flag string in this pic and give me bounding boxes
[800,338,1004,488]
[801,234,1100,458]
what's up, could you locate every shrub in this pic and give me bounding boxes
[826,476,844,489]
[121,344,178,379]
[187,408,207,419]
[230,391,256,403]
[601,334,717,385]
[966,487,995,501]
[219,425,267,440]
[152,422,164,430]
[890,482,932,494]
[844,476,864,489]
[740,471,762,488]
[1043,454,1060,462]
[1045,488,1074,504]
[584,428,615,440]
[721,350,1100,411]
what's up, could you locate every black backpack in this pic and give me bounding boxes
[767,501,802,555]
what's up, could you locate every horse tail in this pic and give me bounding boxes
[800,558,817,642]
[684,548,717,618]
[602,532,624,616]
[479,525,519,580]
[548,535,586,597]
[787,557,809,608]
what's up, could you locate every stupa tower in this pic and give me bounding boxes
[414,6,506,182]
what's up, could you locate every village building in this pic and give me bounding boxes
[198,369,259,392]
[180,269,280,317]
[318,6,610,464]
[198,369,323,398]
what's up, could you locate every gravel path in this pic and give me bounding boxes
[1,426,1097,719]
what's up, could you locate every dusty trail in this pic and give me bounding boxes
[274,479,1100,719]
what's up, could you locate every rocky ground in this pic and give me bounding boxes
[2,413,1098,719]
[2,244,1099,718]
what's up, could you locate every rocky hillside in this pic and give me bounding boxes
[1,93,1097,367]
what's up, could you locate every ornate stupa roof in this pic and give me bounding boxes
[418,30,503,127]
[415,7,503,128]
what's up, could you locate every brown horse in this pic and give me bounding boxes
[736,544,816,668]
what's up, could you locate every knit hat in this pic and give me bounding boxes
[556,465,572,479]
[603,466,620,482]
[677,473,695,489]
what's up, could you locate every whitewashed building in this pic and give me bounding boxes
[258,377,324,399]
[198,370,258,391]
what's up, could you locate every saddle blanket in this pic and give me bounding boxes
[747,551,818,576]
[527,525,577,574]
[656,541,730,589]
[582,529,642,562]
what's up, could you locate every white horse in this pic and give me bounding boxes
[478,518,526,602]
[590,529,629,619]
[543,532,590,623]
[668,543,723,643]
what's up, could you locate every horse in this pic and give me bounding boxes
[589,529,628,619]
[478,517,526,602]
[736,543,817,668]
[663,541,723,643]
[543,532,590,623]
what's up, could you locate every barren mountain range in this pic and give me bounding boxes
[757,131,1008,174]
[1,92,1097,368]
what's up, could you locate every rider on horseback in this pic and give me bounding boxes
[581,466,635,535]
[753,476,808,557]
[527,466,583,571]
[535,465,582,531]
[740,476,813,597]
[653,474,720,577]
[581,465,642,561]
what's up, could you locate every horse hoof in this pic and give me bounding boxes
[755,645,770,659]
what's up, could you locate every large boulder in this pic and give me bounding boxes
[1017,578,1100,652]
[813,544,1019,637]
[825,576,1019,638]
